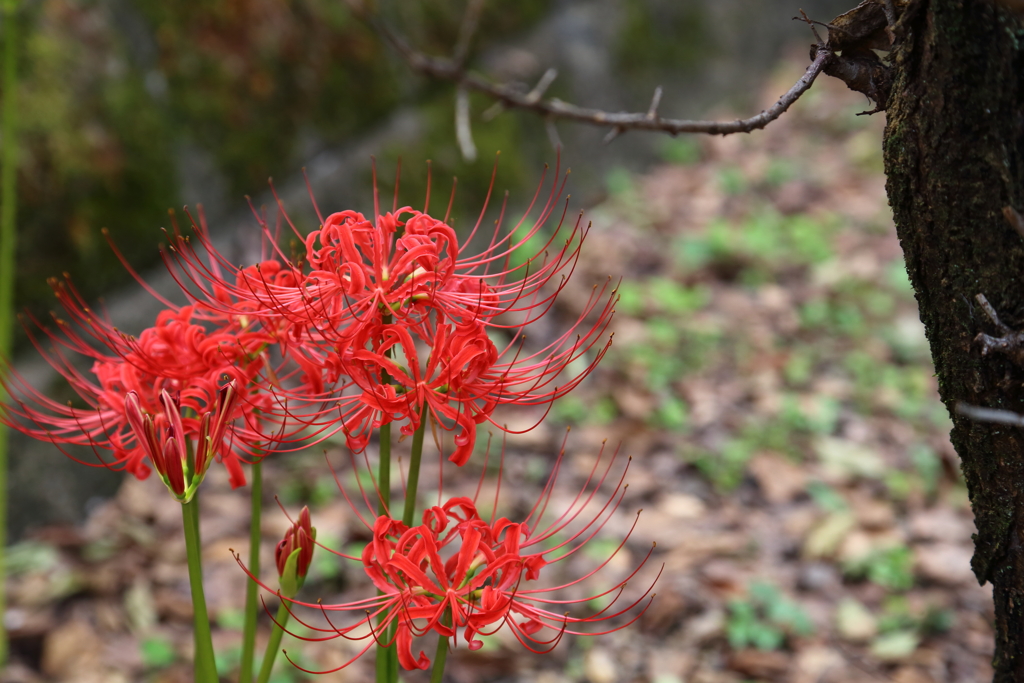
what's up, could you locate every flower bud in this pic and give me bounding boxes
[276,506,316,597]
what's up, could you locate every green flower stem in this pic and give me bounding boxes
[375,419,399,683]
[378,312,394,520]
[0,0,20,667]
[255,598,290,683]
[181,495,218,683]
[374,314,399,683]
[430,626,450,683]
[402,406,429,527]
[377,420,391,516]
[239,459,263,683]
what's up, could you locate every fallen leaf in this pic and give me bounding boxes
[804,511,857,559]
[727,649,790,678]
[584,648,618,683]
[871,630,920,662]
[748,452,807,504]
[41,619,103,678]
[836,597,877,642]
[915,543,975,585]
[816,437,886,483]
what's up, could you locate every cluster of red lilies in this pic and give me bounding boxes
[1,165,655,678]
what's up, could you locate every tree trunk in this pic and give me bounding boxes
[883,1,1024,679]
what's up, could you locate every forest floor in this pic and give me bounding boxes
[1,54,994,683]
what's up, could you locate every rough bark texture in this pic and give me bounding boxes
[883,1,1024,679]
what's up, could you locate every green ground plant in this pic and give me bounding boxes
[726,581,813,651]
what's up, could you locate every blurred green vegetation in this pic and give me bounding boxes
[558,139,950,514]
[726,581,813,651]
[615,0,712,76]
[2,0,550,347]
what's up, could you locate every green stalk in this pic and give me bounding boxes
[375,420,398,683]
[182,495,218,683]
[239,459,263,683]
[255,599,290,683]
[377,421,391,516]
[374,313,399,683]
[430,621,450,683]
[401,406,429,527]
[0,0,19,667]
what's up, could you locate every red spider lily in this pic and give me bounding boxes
[162,159,612,348]
[310,307,614,465]
[276,506,316,597]
[123,382,238,501]
[0,275,279,488]
[148,162,617,464]
[235,439,658,674]
[15,162,615,469]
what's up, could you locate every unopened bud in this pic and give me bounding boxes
[276,506,316,597]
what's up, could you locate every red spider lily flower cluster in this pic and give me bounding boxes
[164,163,617,465]
[1,163,615,494]
[0,270,282,490]
[238,441,658,674]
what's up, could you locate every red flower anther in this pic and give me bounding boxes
[123,390,188,497]
[121,381,239,502]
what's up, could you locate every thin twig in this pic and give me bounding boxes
[957,403,1024,428]
[369,14,834,137]
[526,68,558,103]
[797,9,826,47]
[646,86,663,120]
[1004,205,1024,240]
[603,126,624,145]
[976,293,1011,333]
[483,68,557,121]
[481,100,504,122]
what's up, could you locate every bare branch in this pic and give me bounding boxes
[367,12,834,137]
[957,402,1024,428]
[976,293,1012,334]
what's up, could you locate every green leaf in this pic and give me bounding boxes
[750,623,784,651]
[279,547,302,598]
[140,636,177,668]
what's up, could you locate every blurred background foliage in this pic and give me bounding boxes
[4,0,551,342]
[1,0,851,352]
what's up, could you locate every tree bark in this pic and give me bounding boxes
[883,1,1024,679]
